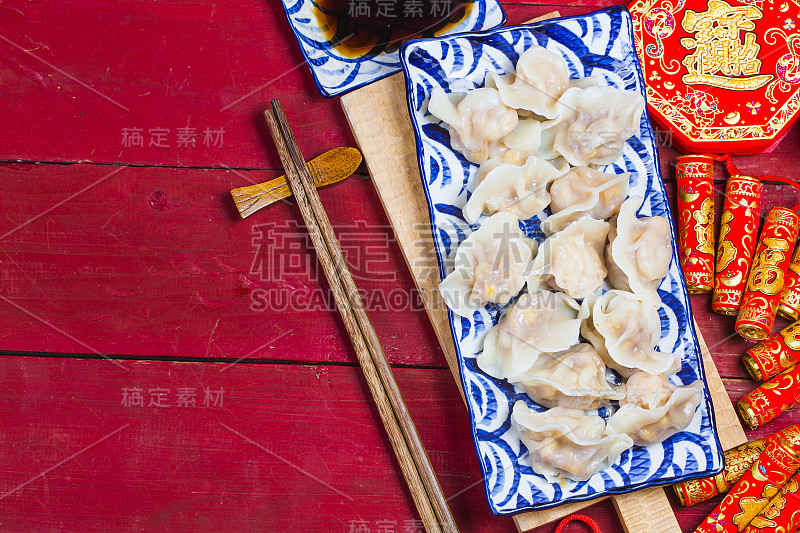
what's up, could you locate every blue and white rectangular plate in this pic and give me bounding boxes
[278,0,506,97]
[400,6,724,515]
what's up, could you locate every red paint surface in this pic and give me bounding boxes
[0,1,798,531]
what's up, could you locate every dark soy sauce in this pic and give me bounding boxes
[315,0,471,58]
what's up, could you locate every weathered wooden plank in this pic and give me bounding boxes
[0,356,776,532]
[0,356,518,532]
[0,162,443,365]
[0,1,627,169]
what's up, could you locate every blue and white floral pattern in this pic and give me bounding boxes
[278,0,506,97]
[400,7,724,515]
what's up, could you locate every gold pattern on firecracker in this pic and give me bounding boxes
[676,155,715,293]
[717,210,736,272]
[734,491,780,531]
[750,247,790,296]
[695,198,716,254]
[745,475,800,531]
[736,207,800,340]
[781,324,800,351]
[779,246,800,321]
[738,366,800,429]
[713,175,762,316]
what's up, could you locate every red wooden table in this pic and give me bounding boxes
[1,1,799,531]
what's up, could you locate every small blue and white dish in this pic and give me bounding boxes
[399,6,724,515]
[278,0,506,97]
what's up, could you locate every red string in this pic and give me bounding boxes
[554,514,602,533]
[700,153,800,212]
[701,153,740,176]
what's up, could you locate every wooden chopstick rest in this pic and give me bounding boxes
[264,100,458,533]
[230,147,361,218]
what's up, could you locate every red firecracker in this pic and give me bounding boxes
[738,365,800,429]
[694,438,800,533]
[676,154,715,293]
[673,440,768,507]
[743,321,800,382]
[673,425,800,507]
[736,207,800,341]
[779,245,800,322]
[713,175,763,316]
[744,469,800,532]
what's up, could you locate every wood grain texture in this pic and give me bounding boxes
[0,162,444,365]
[613,488,680,533]
[0,1,617,169]
[342,74,460,385]
[0,0,799,530]
[341,72,745,532]
[0,356,517,532]
[230,147,362,218]
[3,361,767,533]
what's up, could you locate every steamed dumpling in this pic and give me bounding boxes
[478,291,587,380]
[438,212,536,317]
[606,372,703,446]
[581,290,681,378]
[552,85,645,166]
[475,149,530,184]
[526,216,610,299]
[512,402,633,482]
[463,154,568,224]
[542,167,630,235]
[513,343,625,410]
[606,196,673,306]
[490,46,571,119]
[428,87,519,163]
[502,118,542,154]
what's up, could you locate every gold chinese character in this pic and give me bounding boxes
[681,0,774,90]
[750,248,787,294]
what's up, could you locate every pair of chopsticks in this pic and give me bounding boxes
[264,100,458,533]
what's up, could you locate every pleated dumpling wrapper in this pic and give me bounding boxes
[606,196,673,307]
[438,212,536,318]
[526,215,610,300]
[606,372,703,446]
[478,291,587,380]
[489,45,570,119]
[463,153,568,224]
[512,343,626,410]
[551,85,645,167]
[581,290,681,379]
[542,166,630,235]
[512,402,633,482]
[474,149,569,185]
[428,86,518,164]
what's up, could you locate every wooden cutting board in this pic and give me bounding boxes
[341,70,747,533]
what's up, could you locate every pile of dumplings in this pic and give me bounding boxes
[432,45,704,483]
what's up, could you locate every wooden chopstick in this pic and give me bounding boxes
[265,100,458,533]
